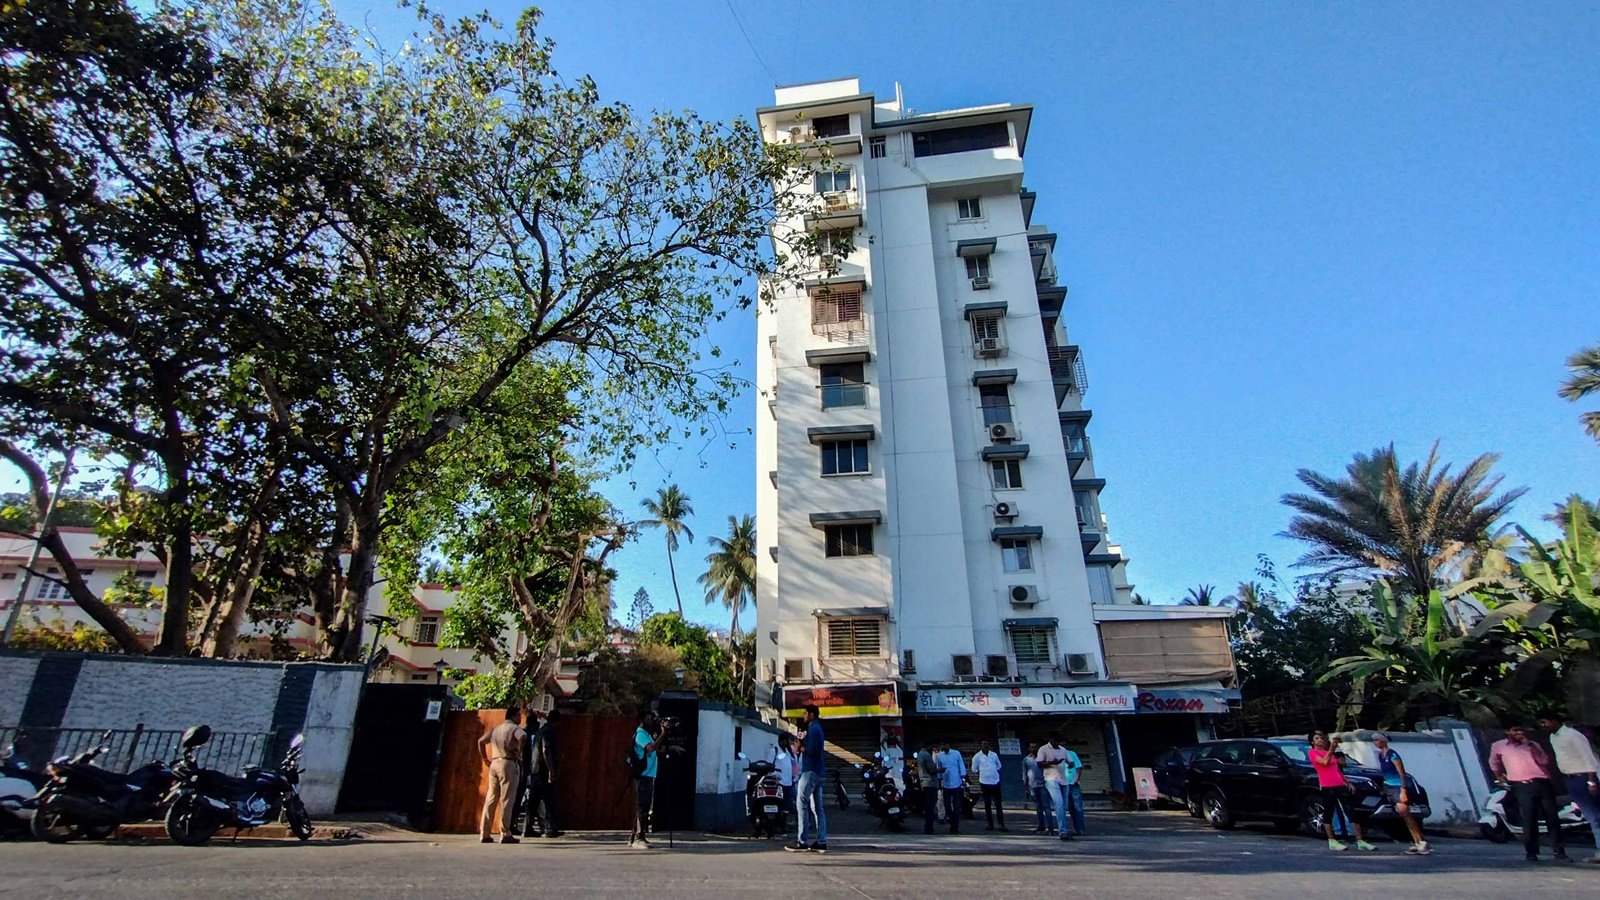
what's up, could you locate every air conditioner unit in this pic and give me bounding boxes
[993,500,1020,521]
[989,423,1018,442]
[970,275,992,290]
[1008,584,1039,606]
[762,658,777,681]
[985,655,1010,678]
[975,337,1003,357]
[901,649,917,675]
[784,657,814,681]
[951,654,975,677]
[1065,652,1096,676]
[789,125,804,141]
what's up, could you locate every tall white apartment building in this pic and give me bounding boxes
[753,79,1237,795]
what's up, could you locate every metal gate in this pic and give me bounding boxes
[334,682,450,826]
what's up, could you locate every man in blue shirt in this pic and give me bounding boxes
[787,704,829,853]
[938,742,968,834]
[630,709,664,848]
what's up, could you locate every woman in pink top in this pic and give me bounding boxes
[1308,731,1376,852]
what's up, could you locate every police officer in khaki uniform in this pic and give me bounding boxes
[478,708,527,843]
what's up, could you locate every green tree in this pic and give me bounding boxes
[627,587,655,633]
[575,643,682,716]
[638,612,737,703]
[640,485,695,617]
[698,514,755,636]
[1180,584,1221,607]
[1282,443,1526,599]
[1543,494,1600,531]
[1558,343,1600,444]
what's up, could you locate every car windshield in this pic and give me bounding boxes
[1271,741,1312,763]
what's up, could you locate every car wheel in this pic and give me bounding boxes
[1298,795,1327,837]
[1186,796,1202,819]
[1480,820,1512,844]
[1203,790,1234,830]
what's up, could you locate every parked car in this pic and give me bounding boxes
[1150,746,1199,816]
[1186,738,1430,838]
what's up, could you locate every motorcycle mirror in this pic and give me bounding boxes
[736,752,748,760]
[289,733,306,751]
[180,724,213,750]
[873,751,882,760]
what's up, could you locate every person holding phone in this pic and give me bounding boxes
[1308,731,1376,852]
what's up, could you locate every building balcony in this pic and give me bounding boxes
[804,188,863,230]
[1063,432,1092,475]
[1048,344,1087,406]
[782,130,863,159]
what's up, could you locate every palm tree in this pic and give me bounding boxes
[1281,443,1526,598]
[698,515,757,637]
[1180,584,1219,606]
[1558,343,1600,444]
[640,484,694,616]
[1230,581,1267,612]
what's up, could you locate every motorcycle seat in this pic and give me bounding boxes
[193,769,259,793]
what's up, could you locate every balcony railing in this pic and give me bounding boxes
[1063,433,1091,457]
[816,656,896,681]
[821,383,867,410]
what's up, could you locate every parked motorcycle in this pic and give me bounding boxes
[902,759,924,815]
[736,752,788,839]
[29,731,177,843]
[0,743,48,838]
[164,726,312,845]
[1478,786,1590,843]
[858,754,907,831]
[832,770,852,810]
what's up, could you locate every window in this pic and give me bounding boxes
[957,197,982,219]
[1086,565,1115,605]
[35,569,89,600]
[1010,626,1053,665]
[991,459,1023,490]
[811,286,863,330]
[1075,491,1098,530]
[868,136,886,158]
[965,255,991,279]
[820,362,866,409]
[913,122,1011,158]
[816,228,852,256]
[978,384,1011,425]
[1000,538,1033,573]
[410,673,431,682]
[970,314,1002,345]
[811,114,849,138]
[820,439,869,476]
[413,615,440,645]
[813,169,853,193]
[824,523,874,558]
[134,569,158,586]
[825,617,884,657]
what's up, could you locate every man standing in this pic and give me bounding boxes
[524,709,561,838]
[1023,743,1050,833]
[915,742,941,835]
[1539,713,1600,863]
[477,708,526,844]
[881,734,906,795]
[1489,724,1570,863]
[972,740,1006,831]
[938,742,968,834]
[787,704,828,853]
[1035,733,1075,841]
[630,709,665,848]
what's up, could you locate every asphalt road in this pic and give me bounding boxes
[1,811,1594,899]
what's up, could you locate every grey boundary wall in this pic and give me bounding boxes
[0,649,363,815]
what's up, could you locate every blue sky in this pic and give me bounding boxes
[8,2,1598,631]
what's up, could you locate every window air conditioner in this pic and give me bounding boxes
[762,658,777,681]
[784,657,814,681]
[985,655,1010,678]
[951,654,975,677]
[1065,652,1096,676]
[989,423,1018,442]
[789,125,804,141]
[993,501,1020,521]
[970,275,991,290]
[1008,584,1039,607]
[975,337,1003,357]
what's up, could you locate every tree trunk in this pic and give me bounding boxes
[666,541,683,616]
[329,502,381,662]
[38,532,148,653]
[201,521,270,658]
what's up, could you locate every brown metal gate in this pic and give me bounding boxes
[431,711,637,833]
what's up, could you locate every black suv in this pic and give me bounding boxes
[1186,738,1430,837]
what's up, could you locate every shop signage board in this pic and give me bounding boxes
[783,682,901,719]
[1133,687,1239,714]
[914,684,1136,715]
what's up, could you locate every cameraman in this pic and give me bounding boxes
[629,709,667,848]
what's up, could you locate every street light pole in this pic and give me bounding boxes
[3,449,75,646]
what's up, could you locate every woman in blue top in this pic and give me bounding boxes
[1372,733,1430,855]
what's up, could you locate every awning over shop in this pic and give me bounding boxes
[1133,685,1240,715]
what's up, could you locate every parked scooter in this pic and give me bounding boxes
[736,752,788,839]
[1478,786,1590,843]
[0,743,48,838]
[164,726,312,845]
[902,759,924,815]
[858,754,907,831]
[29,731,177,843]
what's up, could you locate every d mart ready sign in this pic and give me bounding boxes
[915,684,1136,715]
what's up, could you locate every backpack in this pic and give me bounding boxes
[625,742,648,778]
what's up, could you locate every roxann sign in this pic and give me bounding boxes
[915,684,1136,715]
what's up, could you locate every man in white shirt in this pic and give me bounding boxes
[1035,733,1079,841]
[772,734,797,814]
[880,735,906,794]
[1539,713,1600,862]
[971,740,1007,831]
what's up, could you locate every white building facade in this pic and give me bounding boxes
[753,79,1237,795]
